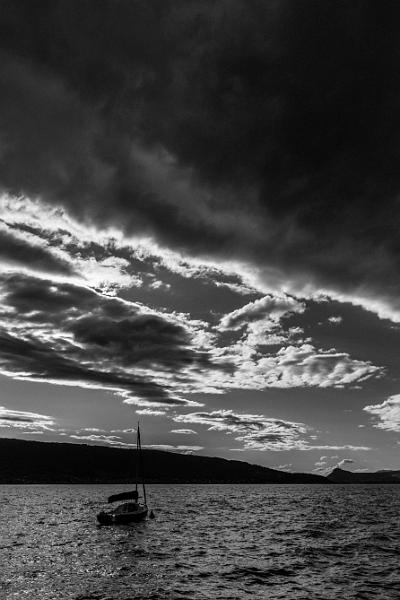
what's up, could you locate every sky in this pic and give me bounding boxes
[1,1,400,474]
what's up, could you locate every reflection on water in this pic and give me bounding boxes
[1,484,400,599]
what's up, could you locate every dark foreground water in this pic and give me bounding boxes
[1,484,400,599]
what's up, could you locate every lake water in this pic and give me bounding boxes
[1,484,400,599]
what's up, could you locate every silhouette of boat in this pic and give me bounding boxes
[97,423,150,525]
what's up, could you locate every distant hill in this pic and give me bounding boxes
[327,467,400,484]
[377,470,400,480]
[0,438,329,484]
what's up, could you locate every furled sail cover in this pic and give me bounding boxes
[108,490,139,503]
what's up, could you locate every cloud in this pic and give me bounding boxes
[327,316,343,325]
[135,408,168,416]
[0,222,74,276]
[110,428,136,434]
[81,427,106,433]
[308,445,371,451]
[68,312,202,371]
[364,395,400,432]
[0,2,399,322]
[311,445,371,451]
[0,195,144,293]
[271,345,380,388]
[219,294,305,330]
[0,272,215,407]
[0,194,261,299]
[173,409,310,451]
[170,429,198,435]
[313,460,328,473]
[337,458,355,468]
[314,456,359,473]
[173,409,372,452]
[208,342,382,391]
[0,196,386,402]
[0,406,55,431]
[143,444,203,454]
[69,434,136,447]
[0,252,380,425]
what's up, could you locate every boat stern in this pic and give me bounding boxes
[97,510,114,525]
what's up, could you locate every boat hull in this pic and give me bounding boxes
[114,508,148,524]
[97,507,148,525]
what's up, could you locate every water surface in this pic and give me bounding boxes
[1,484,400,599]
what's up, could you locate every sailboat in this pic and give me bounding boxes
[97,423,149,525]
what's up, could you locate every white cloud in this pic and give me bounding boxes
[313,456,356,473]
[328,316,342,325]
[219,294,305,331]
[337,458,354,468]
[170,429,198,435]
[74,255,142,295]
[135,408,168,416]
[81,427,106,433]
[364,394,400,432]
[110,428,136,434]
[207,343,381,391]
[143,444,203,453]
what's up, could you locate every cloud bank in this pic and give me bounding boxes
[173,409,371,452]
[0,2,400,319]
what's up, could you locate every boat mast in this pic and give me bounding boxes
[137,422,147,505]
[135,422,139,495]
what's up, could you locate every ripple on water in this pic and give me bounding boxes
[1,484,400,599]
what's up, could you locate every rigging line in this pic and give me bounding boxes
[138,422,147,505]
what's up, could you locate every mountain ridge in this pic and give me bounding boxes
[0,438,327,484]
[2,439,400,484]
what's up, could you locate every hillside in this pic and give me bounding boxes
[0,438,329,484]
[327,467,400,484]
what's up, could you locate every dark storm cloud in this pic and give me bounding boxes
[1,2,400,312]
[3,272,211,370]
[2,272,109,324]
[0,329,170,402]
[69,313,205,368]
[0,225,73,275]
[0,273,212,405]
